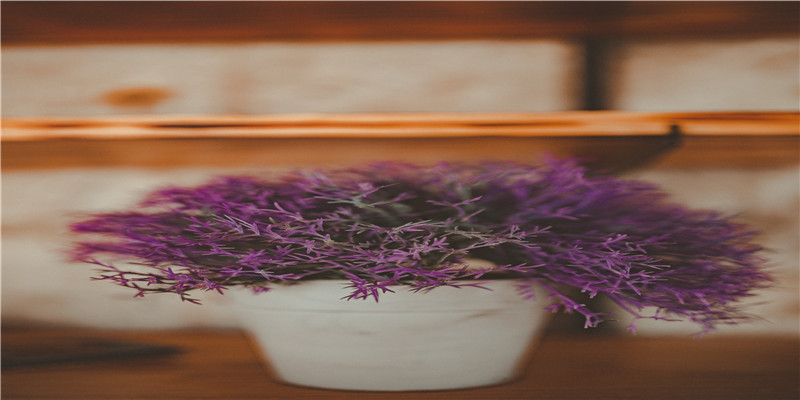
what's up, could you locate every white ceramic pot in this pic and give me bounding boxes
[228,279,550,391]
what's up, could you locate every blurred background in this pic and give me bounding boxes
[2,1,798,336]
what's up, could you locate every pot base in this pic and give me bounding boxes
[230,280,549,391]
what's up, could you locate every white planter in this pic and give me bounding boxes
[228,279,550,391]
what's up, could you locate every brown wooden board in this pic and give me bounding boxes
[2,112,797,171]
[2,328,797,399]
[3,2,798,45]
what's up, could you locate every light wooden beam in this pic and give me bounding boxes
[2,112,797,171]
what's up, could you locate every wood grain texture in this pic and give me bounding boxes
[2,112,797,171]
[2,1,798,45]
[4,112,796,140]
[2,328,797,399]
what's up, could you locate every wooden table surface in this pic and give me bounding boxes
[2,327,797,400]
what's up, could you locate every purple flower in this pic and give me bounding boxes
[69,158,771,332]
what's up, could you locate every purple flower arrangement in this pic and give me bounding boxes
[70,158,771,332]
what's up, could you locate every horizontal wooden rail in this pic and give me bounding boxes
[3,2,797,45]
[3,112,797,141]
[2,112,797,171]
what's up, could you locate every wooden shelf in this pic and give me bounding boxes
[2,111,797,172]
[2,328,797,399]
[5,112,798,141]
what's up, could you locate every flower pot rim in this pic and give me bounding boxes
[227,278,546,313]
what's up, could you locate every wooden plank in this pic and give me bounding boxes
[0,112,671,141]
[0,136,668,173]
[3,112,797,141]
[2,112,797,171]
[2,2,798,45]
[2,328,797,399]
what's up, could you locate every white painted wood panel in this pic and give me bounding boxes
[609,37,799,111]
[2,41,581,117]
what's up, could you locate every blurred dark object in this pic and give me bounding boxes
[2,328,181,369]
[2,1,798,45]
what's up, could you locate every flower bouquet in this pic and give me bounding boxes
[69,158,771,390]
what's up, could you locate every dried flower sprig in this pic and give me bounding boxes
[70,158,771,332]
